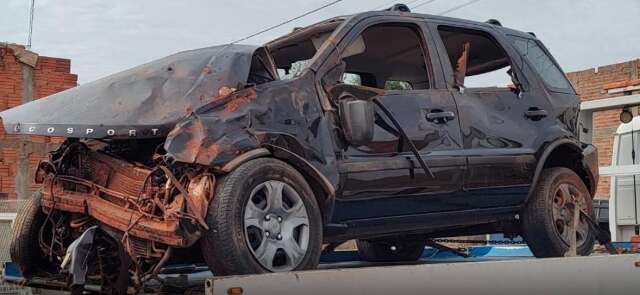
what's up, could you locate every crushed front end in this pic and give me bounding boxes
[26,139,215,290]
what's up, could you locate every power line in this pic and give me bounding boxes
[230,0,344,44]
[411,0,439,10]
[437,0,482,16]
[27,0,35,49]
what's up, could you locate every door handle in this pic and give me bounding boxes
[525,108,547,120]
[426,111,456,123]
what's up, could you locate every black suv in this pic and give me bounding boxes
[2,6,598,287]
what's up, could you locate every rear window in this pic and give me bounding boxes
[510,36,573,91]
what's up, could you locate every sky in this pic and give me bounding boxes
[2,0,639,84]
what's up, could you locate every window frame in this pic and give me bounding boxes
[431,23,525,91]
[342,21,433,90]
[317,16,440,93]
[425,21,533,92]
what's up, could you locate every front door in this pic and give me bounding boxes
[324,20,466,223]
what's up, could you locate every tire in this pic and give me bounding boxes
[200,158,322,275]
[357,237,426,262]
[522,167,596,257]
[10,191,46,277]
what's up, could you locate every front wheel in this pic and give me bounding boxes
[522,167,596,257]
[200,158,322,275]
[10,191,48,277]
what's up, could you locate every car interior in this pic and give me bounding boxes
[339,23,430,90]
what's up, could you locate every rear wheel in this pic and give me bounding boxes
[200,158,322,275]
[522,167,596,257]
[357,237,426,262]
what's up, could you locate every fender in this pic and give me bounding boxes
[214,144,337,222]
[265,144,336,222]
[525,138,594,203]
[218,148,271,173]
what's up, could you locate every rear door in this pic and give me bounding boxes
[427,22,549,207]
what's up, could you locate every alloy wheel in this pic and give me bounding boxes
[243,180,310,271]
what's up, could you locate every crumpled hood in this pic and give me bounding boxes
[0,44,257,139]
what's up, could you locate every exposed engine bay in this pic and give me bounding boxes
[35,139,215,289]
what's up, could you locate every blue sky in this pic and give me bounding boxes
[2,0,639,83]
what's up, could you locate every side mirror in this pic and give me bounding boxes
[339,98,374,146]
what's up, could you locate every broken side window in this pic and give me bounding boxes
[267,20,343,80]
[437,26,515,89]
[248,47,278,85]
[338,23,431,90]
[510,36,573,91]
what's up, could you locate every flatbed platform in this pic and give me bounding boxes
[208,254,640,295]
[3,246,639,294]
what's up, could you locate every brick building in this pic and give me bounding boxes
[0,43,77,200]
[0,44,77,262]
[567,59,640,199]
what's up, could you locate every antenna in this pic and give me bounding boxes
[27,0,35,49]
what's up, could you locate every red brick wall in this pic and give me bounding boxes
[566,59,640,199]
[0,44,77,199]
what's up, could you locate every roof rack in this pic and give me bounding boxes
[386,3,411,12]
[485,19,502,26]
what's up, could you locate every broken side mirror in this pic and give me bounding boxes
[339,96,374,146]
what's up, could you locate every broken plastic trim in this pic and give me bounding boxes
[371,97,434,178]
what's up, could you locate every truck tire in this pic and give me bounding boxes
[10,191,46,277]
[522,167,596,257]
[201,158,322,275]
[357,237,426,262]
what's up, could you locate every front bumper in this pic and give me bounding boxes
[38,148,214,249]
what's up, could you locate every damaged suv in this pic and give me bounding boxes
[2,6,598,289]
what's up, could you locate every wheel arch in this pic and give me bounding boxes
[217,146,336,223]
[528,139,596,202]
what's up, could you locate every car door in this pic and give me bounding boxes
[324,18,467,223]
[427,22,550,207]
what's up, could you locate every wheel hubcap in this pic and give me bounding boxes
[551,183,589,248]
[243,180,310,271]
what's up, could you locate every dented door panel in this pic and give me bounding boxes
[428,20,551,204]
[334,154,466,221]
[334,89,465,221]
[452,88,538,191]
